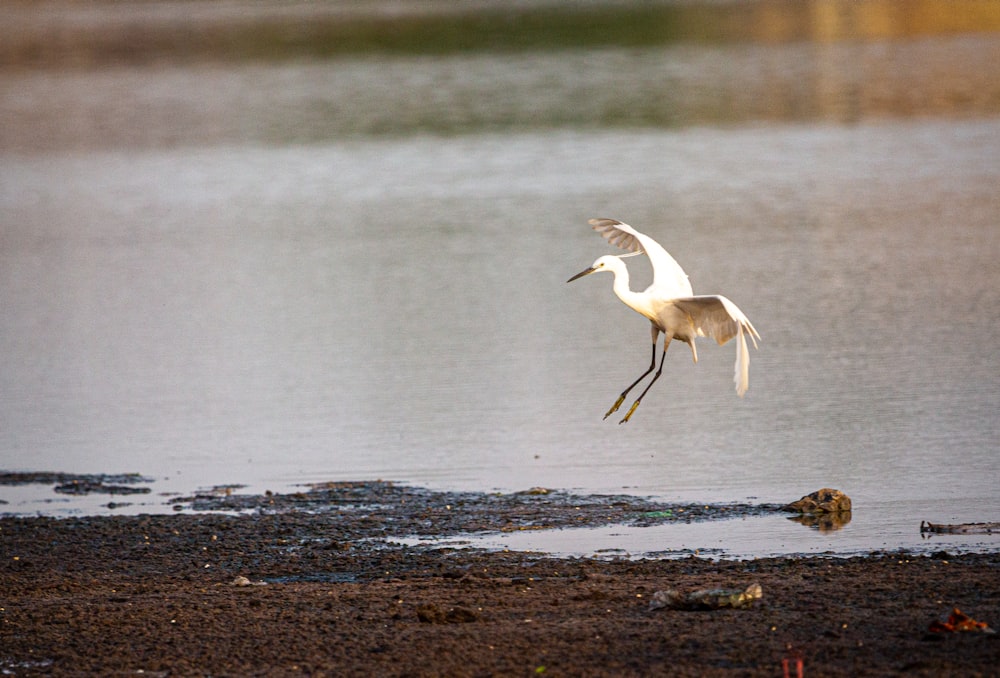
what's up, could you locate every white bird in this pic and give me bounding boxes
[568,218,760,423]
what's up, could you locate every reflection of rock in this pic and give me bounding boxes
[782,488,851,514]
[788,511,852,531]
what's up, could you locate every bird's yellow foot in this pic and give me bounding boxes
[618,400,641,424]
[603,395,626,420]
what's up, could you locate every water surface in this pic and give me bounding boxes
[2,2,999,558]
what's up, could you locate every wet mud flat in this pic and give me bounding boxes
[2,481,998,676]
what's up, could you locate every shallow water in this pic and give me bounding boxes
[403,513,1000,561]
[2,3,999,558]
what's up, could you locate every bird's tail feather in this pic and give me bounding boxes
[734,324,751,397]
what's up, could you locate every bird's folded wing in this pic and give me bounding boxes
[672,296,760,347]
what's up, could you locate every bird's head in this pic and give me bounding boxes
[566,255,622,283]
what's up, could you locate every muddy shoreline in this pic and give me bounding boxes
[2,479,998,675]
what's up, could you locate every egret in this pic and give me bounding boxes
[568,218,760,423]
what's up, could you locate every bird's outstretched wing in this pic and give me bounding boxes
[589,218,693,298]
[672,295,761,397]
[672,295,760,347]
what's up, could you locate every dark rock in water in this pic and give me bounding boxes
[782,488,851,514]
[920,521,1000,534]
[0,471,152,487]
[54,480,152,496]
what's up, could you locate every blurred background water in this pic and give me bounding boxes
[2,0,999,556]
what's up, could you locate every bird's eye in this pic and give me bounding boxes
[598,262,604,267]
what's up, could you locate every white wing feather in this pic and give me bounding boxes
[589,218,693,298]
[671,295,761,397]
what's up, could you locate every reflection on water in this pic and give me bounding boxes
[3,35,999,152]
[787,512,852,532]
[1,2,999,559]
[3,0,1000,67]
[405,511,998,560]
[3,2,1000,152]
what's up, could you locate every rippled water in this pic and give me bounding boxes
[2,2,999,557]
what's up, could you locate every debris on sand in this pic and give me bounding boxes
[928,608,995,634]
[782,645,804,678]
[649,583,762,611]
[230,576,267,587]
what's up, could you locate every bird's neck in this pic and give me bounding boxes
[611,267,652,318]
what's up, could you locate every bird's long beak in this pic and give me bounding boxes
[566,266,597,283]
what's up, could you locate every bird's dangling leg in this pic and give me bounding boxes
[619,339,671,424]
[604,338,658,420]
